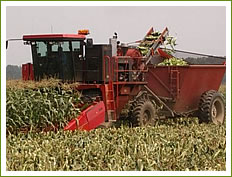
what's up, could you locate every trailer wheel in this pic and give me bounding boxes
[198,90,225,125]
[132,97,157,126]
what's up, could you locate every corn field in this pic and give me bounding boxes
[6,80,226,171]
[6,81,80,134]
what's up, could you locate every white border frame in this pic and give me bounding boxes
[1,1,231,176]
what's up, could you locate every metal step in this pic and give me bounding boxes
[107,110,116,122]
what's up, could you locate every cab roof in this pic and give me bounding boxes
[23,34,86,41]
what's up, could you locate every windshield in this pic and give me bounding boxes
[35,41,81,57]
[30,40,84,81]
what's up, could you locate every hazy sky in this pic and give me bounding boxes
[6,6,226,66]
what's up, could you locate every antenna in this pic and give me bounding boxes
[51,25,53,33]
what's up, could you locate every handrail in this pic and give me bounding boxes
[113,56,147,82]
[115,69,148,72]
[103,55,112,83]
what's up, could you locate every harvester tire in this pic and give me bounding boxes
[198,90,225,125]
[127,93,149,119]
[131,97,157,126]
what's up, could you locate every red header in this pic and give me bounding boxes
[23,34,86,40]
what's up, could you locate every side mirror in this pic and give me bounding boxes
[6,38,23,49]
[86,38,93,48]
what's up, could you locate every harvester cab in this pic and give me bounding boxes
[22,29,122,85]
[23,30,89,82]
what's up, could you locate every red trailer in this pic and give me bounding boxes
[145,64,226,124]
[20,27,226,130]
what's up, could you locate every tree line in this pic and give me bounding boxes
[6,65,22,80]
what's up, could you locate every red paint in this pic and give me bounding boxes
[63,119,78,131]
[23,34,86,40]
[117,48,124,56]
[22,63,34,80]
[157,48,172,59]
[146,65,226,113]
[64,101,105,131]
[146,27,154,36]
[85,101,105,130]
[125,48,142,58]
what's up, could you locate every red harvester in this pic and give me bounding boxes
[19,27,226,130]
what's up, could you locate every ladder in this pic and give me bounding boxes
[105,81,117,122]
[170,66,180,99]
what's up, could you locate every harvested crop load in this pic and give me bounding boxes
[158,57,189,66]
[138,29,177,56]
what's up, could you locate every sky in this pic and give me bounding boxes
[6,5,226,66]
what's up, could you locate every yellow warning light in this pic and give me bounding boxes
[78,29,90,35]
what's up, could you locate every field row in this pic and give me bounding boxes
[6,85,80,134]
[7,118,226,171]
[6,81,226,171]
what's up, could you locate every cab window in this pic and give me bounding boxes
[72,41,81,52]
[36,41,47,57]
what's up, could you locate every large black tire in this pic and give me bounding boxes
[131,96,157,126]
[127,93,148,119]
[198,90,225,125]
